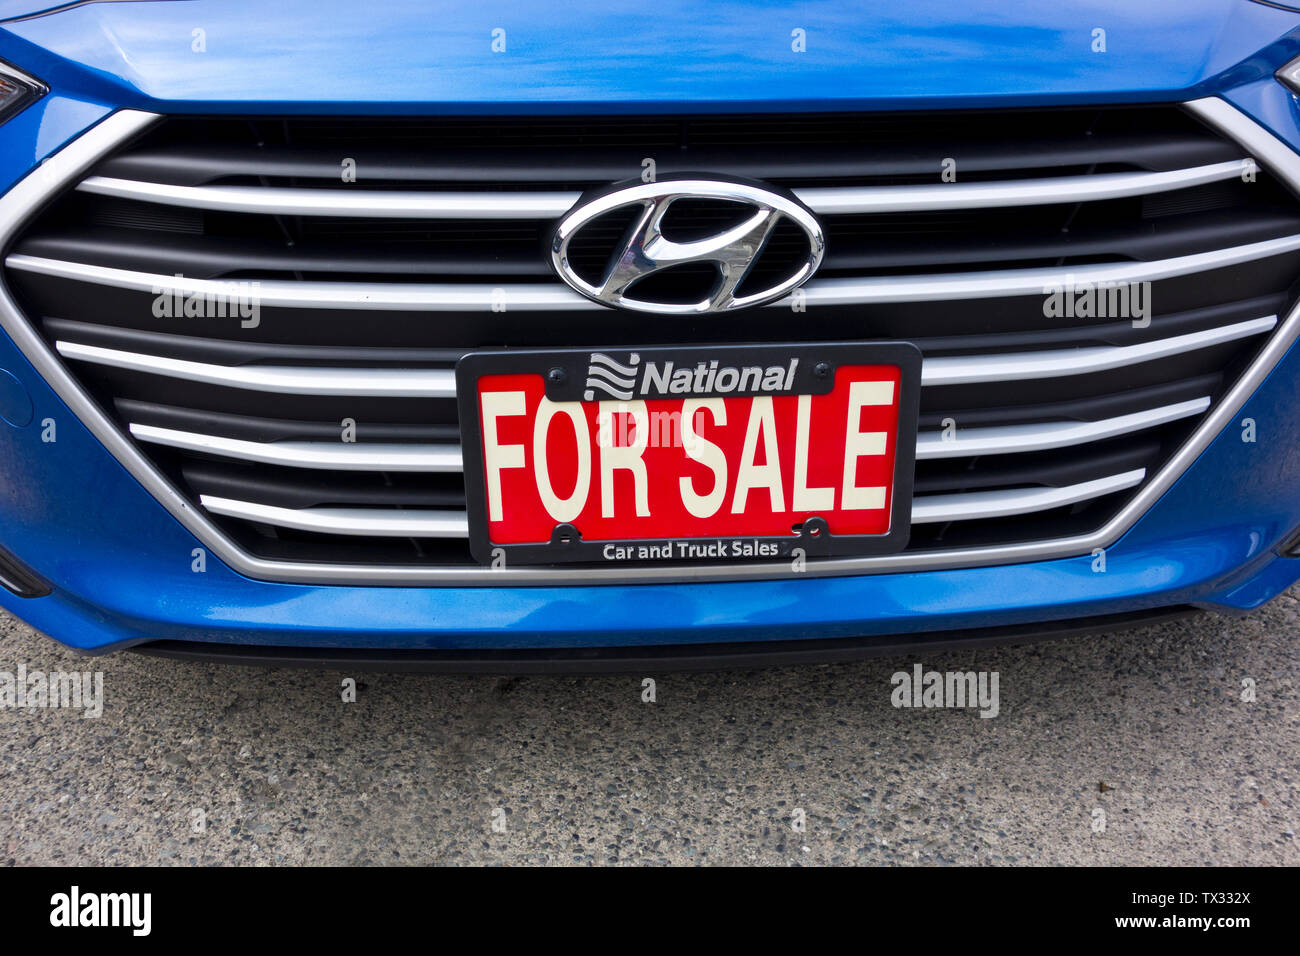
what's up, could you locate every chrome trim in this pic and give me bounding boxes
[914,398,1210,459]
[0,1,131,25]
[550,179,825,313]
[0,100,1296,585]
[921,318,1275,386]
[910,469,1146,523]
[198,469,1146,537]
[796,161,1247,214]
[6,255,599,311]
[793,236,1300,306]
[199,496,471,537]
[130,424,463,472]
[79,159,1248,219]
[56,318,1265,403]
[135,398,1209,474]
[57,341,457,397]
[78,176,581,219]
[13,235,1300,311]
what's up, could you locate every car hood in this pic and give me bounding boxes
[2,0,1300,111]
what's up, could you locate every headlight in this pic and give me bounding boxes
[1277,52,1300,97]
[0,59,46,125]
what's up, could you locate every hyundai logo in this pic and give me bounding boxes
[549,177,825,314]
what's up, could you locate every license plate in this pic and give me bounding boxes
[456,343,921,566]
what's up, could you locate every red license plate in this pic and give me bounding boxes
[456,344,920,565]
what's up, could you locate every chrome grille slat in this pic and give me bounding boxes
[56,341,457,397]
[7,255,599,310]
[919,317,1276,385]
[52,316,1274,396]
[908,469,1147,524]
[90,117,1243,185]
[200,495,471,537]
[78,160,1248,218]
[12,234,1300,309]
[914,398,1210,459]
[194,467,1149,538]
[796,161,1248,213]
[128,395,1207,476]
[793,238,1300,306]
[78,176,581,219]
[129,424,463,472]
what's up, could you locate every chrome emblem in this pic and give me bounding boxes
[550,178,825,314]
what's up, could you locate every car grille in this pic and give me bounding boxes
[4,105,1298,580]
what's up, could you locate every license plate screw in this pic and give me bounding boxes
[547,367,568,385]
[551,523,581,545]
[801,516,829,538]
[813,361,831,378]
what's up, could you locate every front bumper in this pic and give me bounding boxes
[2,11,1300,657]
[1,289,1297,655]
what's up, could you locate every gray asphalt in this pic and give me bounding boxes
[1,586,1297,866]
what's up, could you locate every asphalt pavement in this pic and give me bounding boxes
[1,585,1296,865]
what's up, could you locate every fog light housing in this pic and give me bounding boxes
[0,59,46,125]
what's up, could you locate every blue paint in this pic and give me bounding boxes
[0,0,1297,112]
[0,368,31,427]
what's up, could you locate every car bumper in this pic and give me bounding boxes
[1,289,1297,655]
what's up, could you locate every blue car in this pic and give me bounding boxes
[1,0,1298,669]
